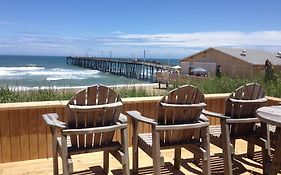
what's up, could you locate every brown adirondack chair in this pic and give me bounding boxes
[42,85,129,175]
[127,85,211,175]
[203,83,269,175]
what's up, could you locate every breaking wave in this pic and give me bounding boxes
[0,66,100,80]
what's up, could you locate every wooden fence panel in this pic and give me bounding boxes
[9,110,21,162]
[0,110,11,163]
[19,109,30,161]
[28,109,39,160]
[37,108,48,159]
[0,94,280,163]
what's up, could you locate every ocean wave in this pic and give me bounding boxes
[29,68,99,76]
[0,66,45,71]
[0,66,100,80]
[46,76,87,81]
[0,66,46,77]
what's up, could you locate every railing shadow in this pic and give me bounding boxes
[111,162,186,175]
[69,163,186,175]
[70,166,106,175]
[66,151,273,175]
[234,150,281,174]
[180,153,263,175]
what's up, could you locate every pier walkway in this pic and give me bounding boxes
[66,56,173,81]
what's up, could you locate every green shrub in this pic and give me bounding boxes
[0,73,280,103]
[0,88,74,103]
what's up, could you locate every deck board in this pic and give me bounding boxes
[0,140,272,175]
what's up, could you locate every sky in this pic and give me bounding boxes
[0,0,281,58]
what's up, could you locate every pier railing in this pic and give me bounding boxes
[67,56,172,81]
[0,94,280,163]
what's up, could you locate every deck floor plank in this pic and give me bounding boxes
[0,139,272,175]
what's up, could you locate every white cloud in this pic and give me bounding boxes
[116,31,281,47]
[0,30,280,57]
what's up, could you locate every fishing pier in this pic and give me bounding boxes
[66,56,172,81]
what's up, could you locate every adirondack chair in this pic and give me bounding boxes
[127,85,211,175]
[202,83,269,175]
[42,85,129,175]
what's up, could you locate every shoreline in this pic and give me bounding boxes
[5,83,160,92]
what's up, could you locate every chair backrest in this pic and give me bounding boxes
[66,85,122,148]
[225,83,266,135]
[157,85,205,144]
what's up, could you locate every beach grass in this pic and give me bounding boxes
[0,88,74,103]
[0,85,167,103]
[0,73,280,103]
[181,73,281,97]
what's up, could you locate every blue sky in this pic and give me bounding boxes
[0,0,281,58]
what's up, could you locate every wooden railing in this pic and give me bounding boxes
[0,94,280,163]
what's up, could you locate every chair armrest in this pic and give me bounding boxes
[202,109,230,119]
[156,121,209,131]
[126,111,158,125]
[118,113,127,124]
[226,117,260,124]
[68,101,123,112]
[199,114,209,122]
[160,102,206,109]
[229,97,267,104]
[42,113,67,129]
[62,123,127,135]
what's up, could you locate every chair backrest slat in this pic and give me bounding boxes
[158,85,205,144]
[101,88,119,144]
[76,90,86,148]
[94,86,108,146]
[86,86,97,147]
[225,83,266,135]
[66,85,122,148]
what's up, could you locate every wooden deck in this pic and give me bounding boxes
[0,139,273,175]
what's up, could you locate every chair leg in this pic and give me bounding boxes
[132,120,139,174]
[221,120,233,175]
[269,129,281,175]
[202,126,211,175]
[103,151,109,174]
[230,139,235,154]
[194,129,201,164]
[68,156,73,173]
[51,128,59,175]
[61,135,69,175]
[121,128,130,175]
[261,123,272,174]
[247,142,255,159]
[152,126,161,175]
[174,148,181,169]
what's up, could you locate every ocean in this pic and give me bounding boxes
[0,55,179,90]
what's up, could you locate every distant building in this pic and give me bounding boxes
[180,47,281,76]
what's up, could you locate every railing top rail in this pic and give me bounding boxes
[0,93,280,111]
[0,93,232,111]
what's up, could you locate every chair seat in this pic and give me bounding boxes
[68,142,122,155]
[210,125,221,137]
[210,124,276,137]
[139,133,152,146]
[57,136,122,155]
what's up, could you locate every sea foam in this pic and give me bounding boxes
[0,66,100,81]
